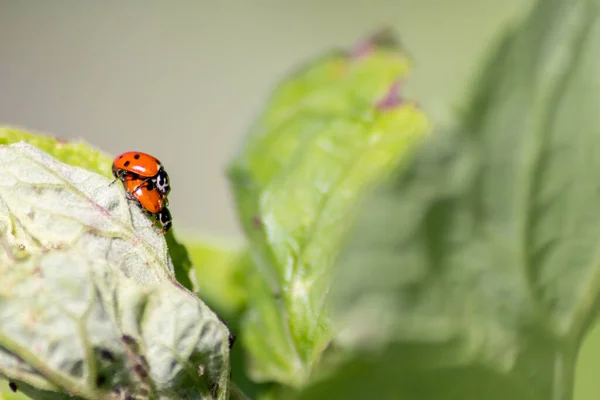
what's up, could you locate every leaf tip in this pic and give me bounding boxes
[350,27,400,59]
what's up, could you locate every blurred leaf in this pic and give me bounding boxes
[184,238,266,400]
[186,239,250,317]
[0,143,231,399]
[228,31,431,386]
[0,126,194,290]
[575,324,600,400]
[297,0,600,399]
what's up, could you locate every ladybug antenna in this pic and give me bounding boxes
[109,179,118,186]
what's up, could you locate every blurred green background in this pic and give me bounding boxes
[1,1,598,399]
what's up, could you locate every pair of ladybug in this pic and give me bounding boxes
[112,151,172,233]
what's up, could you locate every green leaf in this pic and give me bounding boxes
[186,239,250,317]
[228,32,430,386]
[0,143,232,399]
[298,0,600,399]
[0,127,113,179]
[0,126,195,291]
[165,232,196,292]
[0,380,31,400]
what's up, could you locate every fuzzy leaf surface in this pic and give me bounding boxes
[0,127,194,291]
[0,143,231,399]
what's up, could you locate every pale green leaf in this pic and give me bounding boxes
[0,127,195,291]
[0,143,231,399]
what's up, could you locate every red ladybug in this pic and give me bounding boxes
[112,151,170,196]
[124,176,172,233]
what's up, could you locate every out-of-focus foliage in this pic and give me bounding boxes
[294,0,600,399]
[185,239,250,318]
[228,30,431,386]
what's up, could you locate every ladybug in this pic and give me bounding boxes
[112,151,170,197]
[124,176,172,233]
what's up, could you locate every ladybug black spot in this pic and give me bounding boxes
[134,154,140,159]
[124,161,130,167]
[119,155,123,159]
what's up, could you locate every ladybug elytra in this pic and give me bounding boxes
[124,177,167,214]
[112,151,172,233]
[112,151,170,196]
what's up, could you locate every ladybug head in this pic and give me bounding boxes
[154,170,170,197]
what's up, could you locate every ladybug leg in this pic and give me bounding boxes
[124,191,138,202]
[111,169,127,183]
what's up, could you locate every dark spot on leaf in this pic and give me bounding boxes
[252,216,262,229]
[228,332,237,349]
[134,364,148,378]
[9,381,17,392]
[99,349,114,361]
[72,360,84,377]
[124,160,130,167]
[134,154,140,159]
[96,374,106,387]
[121,335,136,345]
[139,355,149,368]
[376,80,403,110]
[210,383,219,397]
